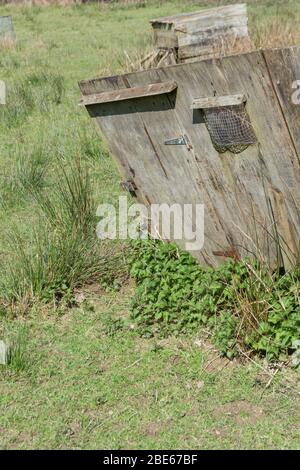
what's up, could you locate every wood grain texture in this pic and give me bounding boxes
[150,4,251,61]
[150,4,247,29]
[269,186,299,270]
[263,46,300,163]
[79,81,177,106]
[191,94,246,109]
[79,46,300,268]
[152,29,178,49]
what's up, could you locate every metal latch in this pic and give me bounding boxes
[164,134,192,150]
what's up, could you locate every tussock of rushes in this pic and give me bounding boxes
[5,327,28,372]
[0,159,128,314]
[16,145,49,194]
[0,71,65,127]
[0,145,50,210]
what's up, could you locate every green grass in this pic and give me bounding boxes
[1,287,300,450]
[0,0,299,450]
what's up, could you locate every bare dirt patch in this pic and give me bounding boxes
[144,422,164,438]
[194,338,235,373]
[213,400,264,425]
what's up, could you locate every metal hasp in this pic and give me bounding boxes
[164,135,192,149]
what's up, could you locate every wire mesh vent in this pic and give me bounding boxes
[202,104,257,154]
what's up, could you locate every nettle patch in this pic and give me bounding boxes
[129,240,300,364]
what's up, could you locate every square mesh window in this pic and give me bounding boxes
[202,103,257,154]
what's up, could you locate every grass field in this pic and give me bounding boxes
[0,0,300,449]
[1,286,300,450]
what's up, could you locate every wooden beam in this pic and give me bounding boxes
[150,5,247,27]
[79,81,177,107]
[191,94,246,109]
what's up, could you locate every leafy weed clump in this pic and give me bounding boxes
[129,240,300,363]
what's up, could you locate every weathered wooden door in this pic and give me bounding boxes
[79,46,300,268]
[80,75,228,263]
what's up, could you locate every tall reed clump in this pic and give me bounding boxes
[0,158,128,314]
[0,144,50,211]
[16,144,49,194]
[0,71,65,128]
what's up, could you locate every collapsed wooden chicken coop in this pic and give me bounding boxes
[145,3,252,67]
[79,7,300,269]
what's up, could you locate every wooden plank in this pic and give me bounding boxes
[191,94,246,109]
[125,67,249,264]
[263,46,300,163]
[79,81,177,106]
[178,35,252,61]
[176,13,248,37]
[150,4,247,28]
[178,26,249,45]
[79,75,150,205]
[269,186,299,270]
[79,74,126,98]
[79,74,184,215]
[213,49,300,262]
[153,29,178,49]
[178,40,253,62]
[120,69,216,264]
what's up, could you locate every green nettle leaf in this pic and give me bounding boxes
[129,239,299,361]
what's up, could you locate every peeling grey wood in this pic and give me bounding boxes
[156,54,271,265]
[191,94,246,109]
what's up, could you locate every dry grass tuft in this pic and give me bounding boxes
[253,18,300,50]
[0,36,16,51]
